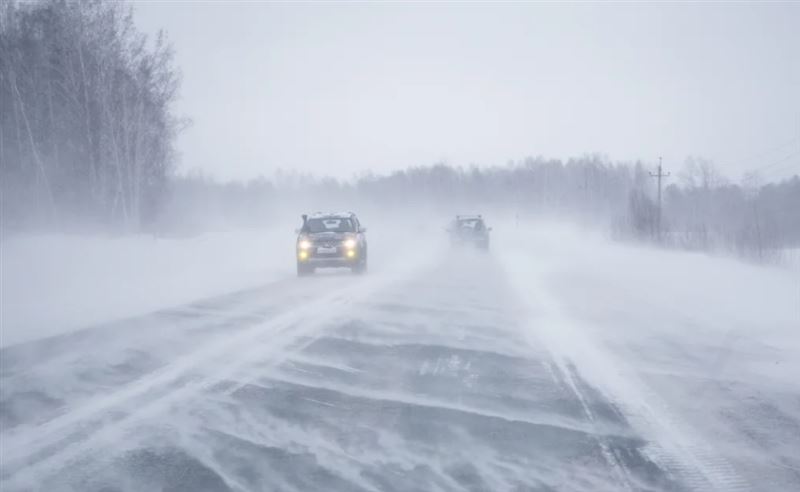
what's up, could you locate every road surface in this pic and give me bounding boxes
[1,241,797,491]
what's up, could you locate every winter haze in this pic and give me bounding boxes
[1,2,799,492]
[135,2,800,181]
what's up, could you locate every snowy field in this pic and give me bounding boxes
[499,225,800,491]
[1,230,291,347]
[784,247,800,273]
[1,223,798,491]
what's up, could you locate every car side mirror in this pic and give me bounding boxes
[294,228,301,234]
[360,227,367,233]
[488,227,493,232]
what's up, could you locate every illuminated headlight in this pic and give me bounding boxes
[343,238,356,249]
[298,240,312,250]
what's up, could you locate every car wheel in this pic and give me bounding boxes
[297,263,313,276]
[352,260,367,275]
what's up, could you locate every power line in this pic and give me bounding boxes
[752,149,800,175]
[723,138,800,170]
[761,159,800,179]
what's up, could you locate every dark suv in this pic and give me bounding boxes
[448,215,491,250]
[296,212,368,276]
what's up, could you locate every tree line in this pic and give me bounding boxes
[164,156,799,263]
[2,1,797,265]
[1,0,182,231]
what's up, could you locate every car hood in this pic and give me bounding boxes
[306,232,350,242]
[455,228,487,236]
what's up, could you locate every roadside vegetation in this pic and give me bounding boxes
[2,1,797,266]
[165,159,799,266]
[1,0,182,231]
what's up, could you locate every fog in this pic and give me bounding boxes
[132,2,800,181]
[2,2,800,492]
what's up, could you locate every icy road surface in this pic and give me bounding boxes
[2,229,798,491]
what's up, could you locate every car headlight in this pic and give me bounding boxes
[298,240,312,250]
[343,238,356,249]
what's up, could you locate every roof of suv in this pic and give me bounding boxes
[307,212,355,219]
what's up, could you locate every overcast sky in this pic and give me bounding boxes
[133,2,800,182]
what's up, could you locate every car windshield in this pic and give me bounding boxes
[305,217,355,233]
[458,219,482,229]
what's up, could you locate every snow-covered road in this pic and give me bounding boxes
[1,228,798,491]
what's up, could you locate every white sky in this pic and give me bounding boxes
[133,2,800,182]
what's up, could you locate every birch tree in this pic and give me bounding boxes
[0,0,181,231]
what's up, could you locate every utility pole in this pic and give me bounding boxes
[583,166,589,202]
[578,165,590,216]
[649,157,670,241]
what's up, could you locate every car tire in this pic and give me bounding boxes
[352,260,367,275]
[297,263,313,276]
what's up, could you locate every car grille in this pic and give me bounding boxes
[312,240,343,257]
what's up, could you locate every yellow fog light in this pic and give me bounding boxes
[298,250,309,260]
[346,249,356,258]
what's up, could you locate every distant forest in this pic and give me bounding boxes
[2,1,798,264]
[164,158,800,262]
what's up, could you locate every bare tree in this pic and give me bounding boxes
[0,0,181,231]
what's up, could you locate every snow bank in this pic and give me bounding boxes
[785,247,800,273]
[1,230,293,348]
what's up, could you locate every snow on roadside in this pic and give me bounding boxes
[496,222,800,491]
[785,247,800,273]
[1,230,292,348]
